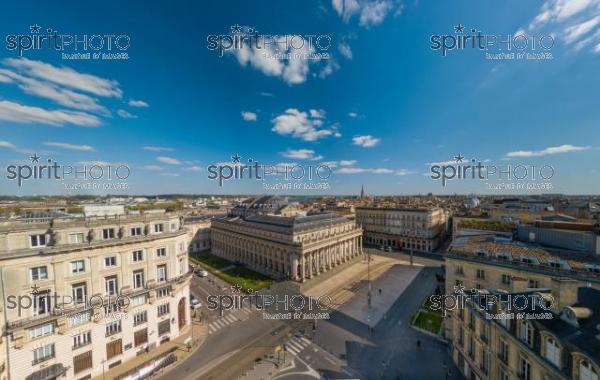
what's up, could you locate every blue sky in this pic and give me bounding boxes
[0,0,599,196]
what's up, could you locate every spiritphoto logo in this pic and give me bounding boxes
[429,154,555,191]
[207,153,332,190]
[5,24,131,60]
[6,285,131,318]
[4,153,131,190]
[207,24,332,59]
[205,284,332,320]
[429,285,555,319]
[430,24,554,60]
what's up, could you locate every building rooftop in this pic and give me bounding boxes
[449,235,600,275]
[215,212,351,234]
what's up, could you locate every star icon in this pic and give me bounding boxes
[231,154,241,163]
[30,284,40,295]
[454,154,465,163]
[230,24,242,34]
[454,24,465,33]
[231,284,242,293]
[453,284,465,294]
[30,154,41,163]
[30,24,41,34]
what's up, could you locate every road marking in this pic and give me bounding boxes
[214,320,226,329]
[287,340,304,352]
[224,314,236,323]
[300,337,311,345]
[324,356,336,365]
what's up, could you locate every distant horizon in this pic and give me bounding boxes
[1,192,599,199]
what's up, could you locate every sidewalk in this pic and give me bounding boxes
[92,320,208,380]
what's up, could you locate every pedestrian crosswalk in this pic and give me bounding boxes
[207,308,255,334]
[283,336,312,356]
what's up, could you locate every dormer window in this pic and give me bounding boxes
[544,336,561,368]
[579,360,598,380]
[475,249,489,258]
[521,256,537,265]
[519,321,533,346]
[496,252,511,261]
[585,264,600,274]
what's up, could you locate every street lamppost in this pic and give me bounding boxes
[367,248,372,309]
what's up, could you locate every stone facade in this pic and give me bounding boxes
[0,213,192,380]
[355,206,447,252]
[446,243,600,380]
[211,213,363,282]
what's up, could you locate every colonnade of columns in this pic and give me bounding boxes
[211,228,363,282]
[292,235,363,281]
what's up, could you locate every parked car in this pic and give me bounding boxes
[379,246,384,251]
[386,246,392,252]
[195,268,208,277]
[190,295,202,309]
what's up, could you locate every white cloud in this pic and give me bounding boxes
[338,42,353,59]
[0,140,30,153]
[395,169,416,176]
[336,167,393,174]
[348,112,358,118]
[359,1,393,26]
[272,108,338,141]
[142,146,175,152]
[339,160,357,166]
[43,142,95,151]
[157,156,181,165]
[309,109,325,118]
[332,0,361,22]
[282,149,323,161]
[128,99,149,107]
[0,100,101,127]
[352,135,381,147]
[332,0,397,27]
[427,159,458,166]
[320,161,339,168]
[142,165,164,171]
[183,166,204,172]
[229,34,329,85]
[117,109,137,119]
[0,68,108,114]
[160,173,180,177]
[241,111,257,121]
[260,92,274,97]
[4,58,122,98]
[519,0,600,53]
[78,160,128,167]
[506,144,590,157]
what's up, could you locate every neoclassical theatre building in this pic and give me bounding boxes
[211,210,363,282]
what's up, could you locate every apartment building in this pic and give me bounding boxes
[355,206,447,252]
[184,215,216,254]
[451,285,600,380]
[0,212,192,380]
[446,235,600,380]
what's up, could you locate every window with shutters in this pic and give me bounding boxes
[158,320,170,336]
[134,329,148,347]
[106,339,122,360]
[73,351,92,374]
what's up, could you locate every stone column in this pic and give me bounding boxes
[292,255,299,281]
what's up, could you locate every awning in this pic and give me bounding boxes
[25,363,67,380]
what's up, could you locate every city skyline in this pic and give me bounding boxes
[1,0,600,196]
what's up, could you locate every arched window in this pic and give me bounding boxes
[580,360,599,380]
